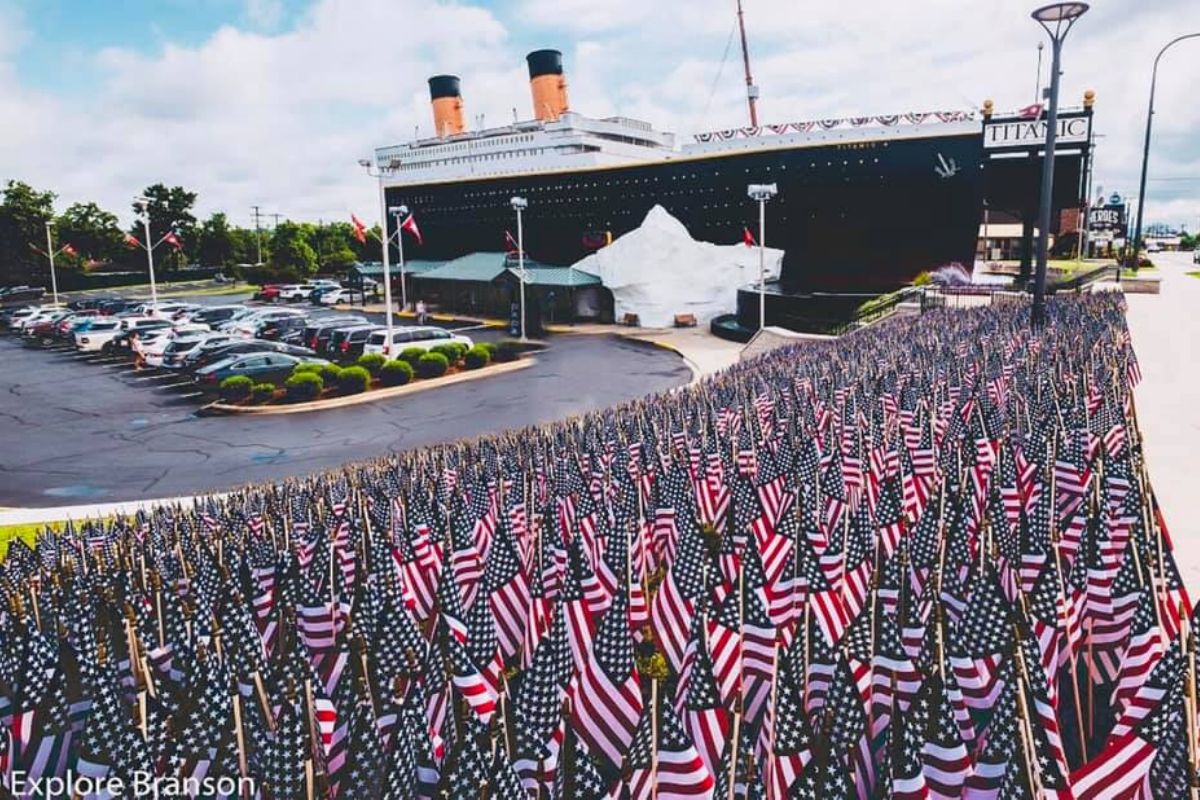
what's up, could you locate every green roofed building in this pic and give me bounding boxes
[412,252,609,322]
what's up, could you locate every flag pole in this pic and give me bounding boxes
[1182,605,1199,800]
[650,678,659,800]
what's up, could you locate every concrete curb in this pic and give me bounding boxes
[638,338,702,385]
[202,358,535,416]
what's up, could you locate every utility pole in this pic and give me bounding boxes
[250,205,265,267]
[270,213,283,228]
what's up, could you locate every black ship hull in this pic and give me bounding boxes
[385,132,987,293]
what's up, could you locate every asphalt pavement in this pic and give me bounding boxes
[0,331,689,506]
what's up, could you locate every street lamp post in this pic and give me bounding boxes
[390,205,409,314]
[747,183,778,330]
[360,158,402,354]
[44,222,61,307]
[1129,32,1200,271]
[511,197,529,341]
[1030,2,1089,329]
[134,197,159,308]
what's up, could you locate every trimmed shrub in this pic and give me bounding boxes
[379,359,414,387]
[285,371,324,402]
[356,352,386,376]
[318,363,343,385]
[430,343,463,364]
[337,365,371,394]
[251,382,276,403]
[293,361,323,374]
[492,339,524,363]
[219,375,253,402]
[399,347,425,365]
[464,345,491,370]
[417,352,449,379]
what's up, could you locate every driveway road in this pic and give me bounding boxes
[0,334,690,506]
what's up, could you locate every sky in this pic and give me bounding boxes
[0,0,1197,232]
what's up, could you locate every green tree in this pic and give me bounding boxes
[198,212,238,267]
[0,180,57,285]
[269,221,317,276]
[132,184,198,271]
[56,201,124,267]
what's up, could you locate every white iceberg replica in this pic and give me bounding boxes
[571,205,783,329]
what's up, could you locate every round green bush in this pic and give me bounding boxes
[399,347,425,365]
[285,371,324,402]
[417,351,449,379]
[464,345,491,370]
[356,352,386,375]
[293,361,323,374]
[379,359,414,387]
[251,382,276,403]
[219,375,253,402]
[430,343,463,364]
[318,363,342,385]
[337,365,371,394]
[492,339,524,362]
[479,342,498,356]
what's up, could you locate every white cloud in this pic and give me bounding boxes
[0,0,1196,230]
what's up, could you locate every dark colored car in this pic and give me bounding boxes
[101,320,173,355]
[325,324,383,363]
[303,317,368,353]
[194,352,324,388]
[0,286,46,306]
[23,312,71,344]
[184,339,315,371]
[258,315,308,341]
[97,298,134,316]
[191,305,245,326]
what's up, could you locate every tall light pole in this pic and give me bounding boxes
[360,158,402,353]
[1030,2,1088,329]
[747,183,777,330]
[389,205,409,314]
[44,222,62,307]
[1129,32,1200,271]
[134,196,159,308]
[511,196,529,341]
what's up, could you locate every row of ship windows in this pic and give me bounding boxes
[399,148,549,170]
[393,158,883,203]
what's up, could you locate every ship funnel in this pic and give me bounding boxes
[428,75,465,137]
[526,49,569,121]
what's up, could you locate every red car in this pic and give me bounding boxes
[253,284,282,302]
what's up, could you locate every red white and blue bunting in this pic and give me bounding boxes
[693,109,976,143]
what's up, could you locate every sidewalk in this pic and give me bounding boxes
[1123,251,1200,592]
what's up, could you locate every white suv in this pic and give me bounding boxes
[362,326,473,357]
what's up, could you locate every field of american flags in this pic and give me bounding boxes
[0,292,1195,799]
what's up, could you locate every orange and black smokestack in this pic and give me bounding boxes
[428,75,464,137]
[526,49,568,121]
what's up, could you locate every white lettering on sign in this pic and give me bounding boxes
[984,116,1090,149]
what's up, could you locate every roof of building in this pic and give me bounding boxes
[501,265,602,287]
[411,252,510,283]
[349,260,445,277]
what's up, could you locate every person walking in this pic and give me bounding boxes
[130,331,146,371]
[415,299,427,326]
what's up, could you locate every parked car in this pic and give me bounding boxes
[195,352,327,388]
[11,306,66,333]
[257,315,308,341]
[317,287,374,306]
[188,305,246,327]
[183,339,316,371]
[97,298,134,316]
[362,326,474,357]
[140,324,213,366]
[101,319,176,355]
[277,284,318,302]
[301,317,368,351]
[161,334,238,369]
[253,284,283,302]
[325,324,384,362]
[73,318,124,351]
[0,286,46,305]
[23,312,73,345]
[222,308,306,337]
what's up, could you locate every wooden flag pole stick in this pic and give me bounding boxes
[1182,607,1199,800]
[1012,625,1046,800]
[650,678,659,800]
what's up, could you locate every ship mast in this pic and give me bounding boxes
[736,0,759,127]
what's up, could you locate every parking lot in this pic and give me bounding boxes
[0,307,689,505]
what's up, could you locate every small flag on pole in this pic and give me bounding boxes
[163,231,184,250]
[743,227,756,247]
[61,243,78,257]
[401,214,423,246]
[1019,102,1043,119]
[125,233,143,248]
[351,214,369,244]
[505,230,520,254]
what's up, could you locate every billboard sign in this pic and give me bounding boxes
[983,113,1092,150]
[1088,204,1127,234]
